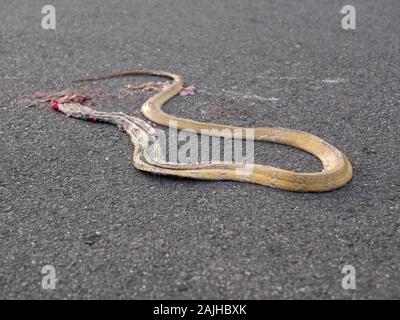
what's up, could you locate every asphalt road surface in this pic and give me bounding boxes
[1,0,399,299]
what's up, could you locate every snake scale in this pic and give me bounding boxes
[53,69,352,192]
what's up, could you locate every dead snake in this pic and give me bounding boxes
[53,69,352,192]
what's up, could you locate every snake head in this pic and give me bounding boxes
[57,103,96,119]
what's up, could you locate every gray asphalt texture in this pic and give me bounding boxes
[1,0,399,299]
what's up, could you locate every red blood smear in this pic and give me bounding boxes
[90,117,97,123]
[50,100,59,111]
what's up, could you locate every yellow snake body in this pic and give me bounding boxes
[58,69,352,192]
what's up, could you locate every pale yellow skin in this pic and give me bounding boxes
[66,69,353,192]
